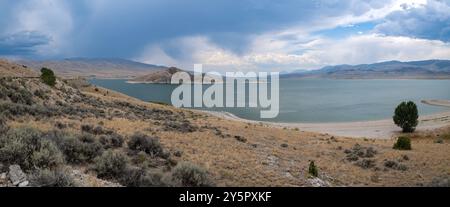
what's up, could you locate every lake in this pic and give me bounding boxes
[89,79,450,123]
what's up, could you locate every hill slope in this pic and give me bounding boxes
[15,58,167,79]
[284,60,450,79]
[0,59,39,77]
[129,67,186,84]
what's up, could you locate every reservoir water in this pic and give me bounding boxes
[89,79,450,123]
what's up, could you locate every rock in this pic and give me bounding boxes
[18,181,29,187]
[8,165,27,186]
[0,173,6,180]
[308,177,330,187]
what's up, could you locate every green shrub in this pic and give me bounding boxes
[308,161,319,177]
[9,88,33,105]
[31,139,64,169]
[99,133,124,149]
[170,162,214,187]
[127,133,164,157]
[29,168,75,187]
[40,68,56,86]
[119,167,166,187]
[393,136,412,150]
[0,114,8,134]
[0,127,64,170]
[93,150,128,180]
[393,101,419,133]
[58,135,103,164]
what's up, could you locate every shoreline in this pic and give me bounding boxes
[199,106,450,139]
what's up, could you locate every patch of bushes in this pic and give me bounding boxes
[9,88,34,105]
[58,134,103,164]
[33,89,48,100]
[0,127,64,170]
[40,67,56,87]
[30,139,65,169]
[384,160,408,171]
[393,136,412,150]
[29,168,75,187]
[99,133,124,149]
[92,150,128,180]
[119,167,166,187]
[127,133,164,157]
[81,124,113,135]
[344,144,378,162]
[308,161,319,177]
[169,162,214,187]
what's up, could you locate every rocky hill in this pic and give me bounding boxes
[129,67,187,84]
[283,60,450,79]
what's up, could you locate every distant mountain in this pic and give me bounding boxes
[15,58,168,79]
[283,60,450,79]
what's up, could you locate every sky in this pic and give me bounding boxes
[0,0,450,72]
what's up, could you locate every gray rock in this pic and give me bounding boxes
[8,165,27,186]
[18,181,29,187]
[0,173,6,180]
[308,177,330,187]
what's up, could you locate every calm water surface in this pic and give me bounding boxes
[89,79,450,123]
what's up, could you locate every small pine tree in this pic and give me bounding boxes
[40,68,56,86]
[308,161,318,177]
[393,101,419,133]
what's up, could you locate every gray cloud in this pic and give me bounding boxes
[375,0,450,42]
[0,31,51,55]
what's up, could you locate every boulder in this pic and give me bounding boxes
[8,165,27,186]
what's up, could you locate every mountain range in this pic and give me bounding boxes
[282,60,450,79]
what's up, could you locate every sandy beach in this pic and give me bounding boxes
[202,100,450,139]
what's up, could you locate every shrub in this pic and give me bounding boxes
[40,68,56,86]
[58,135,103,164]
[29,168,75,187]
[170,162,214,187]
[119,167,166,187]
[9,88,33,105]
[93,150,128,180]
[0,114,8,133]
[33,89,48,100]
[393,136,412,150]
[99,133,124,149]
[30,139,64,169]
[393,101,419,133]
[0,127,64,170]
[127,133,164,157]
[308,161,319,177]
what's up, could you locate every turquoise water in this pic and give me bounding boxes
[89,79,450,123]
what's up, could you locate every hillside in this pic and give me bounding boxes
[15,58,167,79]
[129,67,186,84]
[283,60,450,79]
[1,59,450,187]
[0,59,39,77]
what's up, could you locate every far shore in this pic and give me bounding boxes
[199,100,450,139]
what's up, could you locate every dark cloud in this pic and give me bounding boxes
[0,31,51,55]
